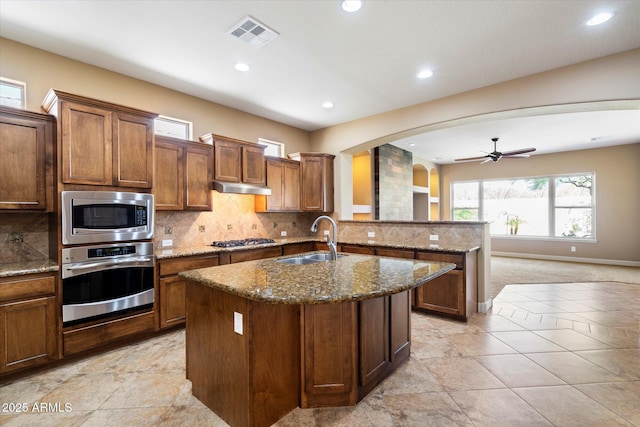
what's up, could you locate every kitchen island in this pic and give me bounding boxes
[179,251,454,427]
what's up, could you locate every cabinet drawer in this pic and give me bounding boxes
[282,242,315,255]
[416,252,464,269]
[376,248,415,259]
[0,275,56,302]
[229,247,282,263]
[159,255,220,276]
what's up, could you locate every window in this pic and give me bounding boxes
[452,181,480,220]
[154,115,192,140]
[452,173,595,239]
[0,78,26,109]
[554,175,593,238]
[258,138,284,157]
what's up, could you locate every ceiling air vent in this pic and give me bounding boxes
[228,16,278,49]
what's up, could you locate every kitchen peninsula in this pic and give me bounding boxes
[179,252,454,427]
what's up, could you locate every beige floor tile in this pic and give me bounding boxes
[510,301,568,314]
[39,372,128,411]
[0,410,93,427]
[446,332,518,356]
[513,385,632,426]
[411,334,465,359]
[99,370,187,409]
[157,405,229,427]
[449,388,553,427]
[574,381,640,425]
[533,329,612,351]
[468,314,525,332]
[383,392,473,426]
[475,354,565,388]
[80,407,170,427]
[575,348,640,380]
[524,351,626,384]
[425,357,505,391]
[375,357,443,395]
[573,311,640,329]
[490,331,565,353]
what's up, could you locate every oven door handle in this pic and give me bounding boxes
[65,257,153,271]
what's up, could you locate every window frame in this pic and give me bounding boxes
[0,77,26,109]
[258,138,285,158]
[154,115,193,140]
[451,172,596,241]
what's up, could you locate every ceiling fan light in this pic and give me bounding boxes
[341,0,362,13]
[417,69,434,79]
[587,12,613,26]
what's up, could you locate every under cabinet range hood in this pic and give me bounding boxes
[212,180,271,195]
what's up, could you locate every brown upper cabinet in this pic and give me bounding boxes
[42,89,157,188]
[288,152,335,212]
[0,106,55,211]
[255,156,300,212]
[199,133,266,185]
[155,135,213,211]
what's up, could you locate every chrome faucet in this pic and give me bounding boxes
[311,215,338,260]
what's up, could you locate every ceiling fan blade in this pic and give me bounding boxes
[481,157,493,164]
[454,155,489,162]
[501,147,536,156]
[502,154,531,158]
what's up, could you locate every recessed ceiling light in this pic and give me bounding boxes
[586,12,614,26]
[417,69,434,79]
[408,143,416,147]
[341,0,362,13]
[235,63,251,72]
[322,101,335,109]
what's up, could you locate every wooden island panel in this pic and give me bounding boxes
[186,284,299,427]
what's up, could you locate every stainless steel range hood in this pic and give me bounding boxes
[213,180,271,195]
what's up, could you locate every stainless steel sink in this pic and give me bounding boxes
[276,253,346,265]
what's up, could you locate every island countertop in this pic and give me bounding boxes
[178,251,455,304]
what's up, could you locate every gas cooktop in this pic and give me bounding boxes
[210,238,276,248]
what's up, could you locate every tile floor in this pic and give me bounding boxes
[1,281,638,426]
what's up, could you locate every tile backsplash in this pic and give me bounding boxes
[155,192,318,249]
[0,213,51,263]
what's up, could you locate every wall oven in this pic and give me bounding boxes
[61,242,154,326]
[61,191,154,245]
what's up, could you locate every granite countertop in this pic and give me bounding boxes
[179,251,455,304]
[157,237,479,260]
[0,259,59,278]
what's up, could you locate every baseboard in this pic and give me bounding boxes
[492,251,640,267]
[477,298,492,314]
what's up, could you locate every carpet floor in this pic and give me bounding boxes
[490,256,640,298]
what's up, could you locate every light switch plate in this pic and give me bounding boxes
[162,239,173,247]
[281,231,287,237]
[234,312,243,335]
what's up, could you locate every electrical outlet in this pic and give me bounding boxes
[367,231,375,238]
[571,246,576,253]
[234,312,243,335]
[281,230,287,237]
[323,230,330,236]
[162,239,173,247]
[430,234,439,241]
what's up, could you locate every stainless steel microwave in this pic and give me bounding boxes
[61,191,154,245]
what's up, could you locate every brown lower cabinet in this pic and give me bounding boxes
[301,290,411,407]
[0,273,58,374]
[157,254,220,329]
[414,251,477,320]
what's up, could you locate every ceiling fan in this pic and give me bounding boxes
[455,138,536,163]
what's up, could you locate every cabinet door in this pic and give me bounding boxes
[113,112,154,188]
[389,291,410,364]
[264,159,284,210]
[358,297,389,394]
[60,101,113,185]
[301,156,324,211]
[242,145,265,184]
[159,276,186,328]
[184,145,212,210]
[0,296,57,373]
[214,140,241,182]
[415,270,464,317]
[155,140,184,210]
[301,303,356,407]
[283,161,300,211]
[0,113,47,210]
